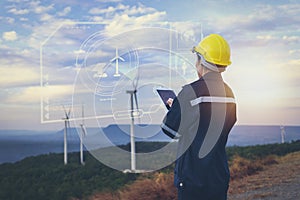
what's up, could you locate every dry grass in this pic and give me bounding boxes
[89,192,118,200]
[89,173,177,200]
[119,173,177,200]
[89,155,282,200]
[228,152,300,199]
[229,156,263,180]
[229,155,278,180]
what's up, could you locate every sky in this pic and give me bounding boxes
[0,0,299,130]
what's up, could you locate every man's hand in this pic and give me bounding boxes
[167,98,174,107]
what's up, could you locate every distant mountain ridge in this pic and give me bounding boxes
[0,124,171,164]
[0,124,171,143]
[1,125,300,164]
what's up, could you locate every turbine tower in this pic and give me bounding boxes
[79,104,87,165]
[110,47,125,77]
[125,72,140,172]
[62,106,71,165]
[280,125,286,144]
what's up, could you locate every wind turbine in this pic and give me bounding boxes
[280,125,286,143]
[125,71,140,172]
[79,104,87,165]
[62,105,71,165]
[110,47,125,77]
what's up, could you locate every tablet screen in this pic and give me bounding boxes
[156,89,176,110]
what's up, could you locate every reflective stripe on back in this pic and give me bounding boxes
[190,96,236,106]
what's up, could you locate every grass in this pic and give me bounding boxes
[1,140,300,200]
[89,141,300,200]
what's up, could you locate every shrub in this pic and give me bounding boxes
[229,155,263,180]
[119,173,177,200]
[259,155,278,166]
[88,192,119,200]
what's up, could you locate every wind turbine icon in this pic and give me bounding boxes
[110,48,125,77]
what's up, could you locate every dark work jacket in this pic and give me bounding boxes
[161,72,237,194]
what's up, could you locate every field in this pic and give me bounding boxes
[0,141,300,200]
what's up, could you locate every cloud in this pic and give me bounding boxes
[2,31,18,41]
[256,35,275,41]
[32,3,54,14]
[20,17,28,21]
[57,6,72,17]
[4,84,75,104]
[278,4,300,16]
[89,3,129,15]
[90,16,104,21]
[88,3,157,18]
[6,17,15,24]
[171,21,201,41]
[73,49,86,54]
[211,3,300,35]
[0,16,15,24]
[0,45,40,88]
[7,0,24,2]
[40,13,54,21]
[124,3,156,15]
[8,7,29,15]
[103,11,167,36]
[289,49,300,55]
[95,0,122,2]
[0,66,39,88]
[229,33,299,49]
[27,18,78,49]
[282,35,300,44]
[7,1,54,16]
[249,34,278,46]
[87,3,168,38]
[288,59,300,67]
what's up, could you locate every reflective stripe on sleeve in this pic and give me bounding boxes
[161,123,181,139]
[190,96,236,107]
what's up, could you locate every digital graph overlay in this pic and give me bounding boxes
[40,22,200,171]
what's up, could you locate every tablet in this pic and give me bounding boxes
[156,88,176,110]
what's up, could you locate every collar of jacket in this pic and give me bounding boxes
[199,71,223,81]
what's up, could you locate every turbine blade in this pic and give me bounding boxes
[134,91,139,111]
[119,57,125,62]
[62,105,68,118]
[110,56,124,62]
[67,107,71,118]
[132,68,139,90]
[82,125,87,136]
[134,91,141,123]
[110,57,117,62]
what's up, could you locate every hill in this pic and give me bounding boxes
[0,142,171,200]
[0,141,300,200]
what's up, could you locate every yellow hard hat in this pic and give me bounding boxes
[193,34,231,66]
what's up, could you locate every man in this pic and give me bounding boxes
[161,34,237,200]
